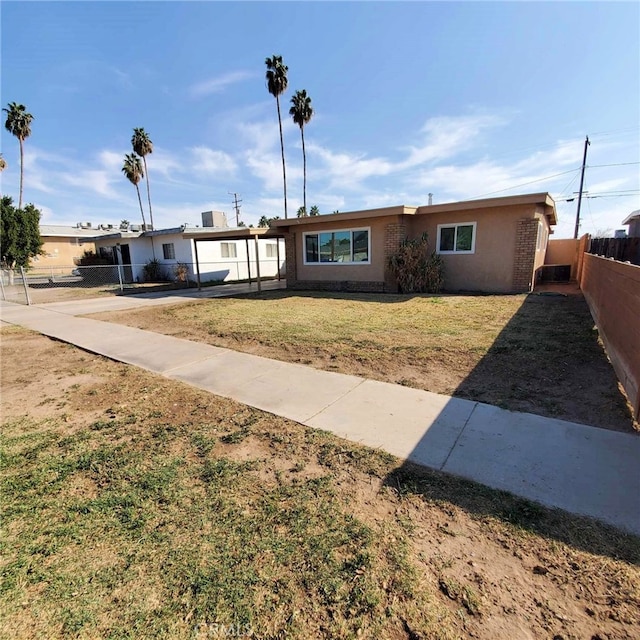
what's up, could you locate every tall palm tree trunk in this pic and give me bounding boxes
[301,126,307,215]
[276,95,288,219]
[141,156,156,258]
[142,156,154,229]
[19,139,24,209]
[136,185,147,229]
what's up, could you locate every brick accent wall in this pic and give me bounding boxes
[512,219,538,292]
[283,232,297,286]
[383,222,406,293]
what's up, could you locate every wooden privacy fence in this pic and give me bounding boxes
[587,237,640,266]
[580,254,640,419]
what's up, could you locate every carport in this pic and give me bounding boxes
[182,227,285,292]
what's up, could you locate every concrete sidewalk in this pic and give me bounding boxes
[29,279,287,316]
[1,298,639,536]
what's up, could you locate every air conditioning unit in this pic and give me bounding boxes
[141,224,153,231]
[130,224,141,232]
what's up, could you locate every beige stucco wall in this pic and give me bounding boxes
[293,216,398,283]
[409,203,539,292]
[33,238,95,271]
[545,239,578,266]
[533,209,551,272]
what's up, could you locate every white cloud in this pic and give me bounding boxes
[189,71,253,98]
[190,146,237,176]
[402,114,505,167]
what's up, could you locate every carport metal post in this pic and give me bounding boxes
[276,238,281,281]
[193,239,202,290]
[254,235,262,292]
[117,264,124,292]
[20,267,32,305]
[245,238,252,285]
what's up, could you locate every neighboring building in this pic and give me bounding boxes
[36,224,117,272]
[272,192,557,294]
[622,210,640,238]
[92,212,284,283]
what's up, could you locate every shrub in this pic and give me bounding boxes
[387,233,444,293]
[142,259,166,282]
[173,262,190,285]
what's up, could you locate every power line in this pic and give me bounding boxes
[469,167,581,199]
[586,161,640,168]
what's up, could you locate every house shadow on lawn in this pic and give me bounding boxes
[380,286,640,563]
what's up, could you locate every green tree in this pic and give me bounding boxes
[265,55,289,218]
[309,205,320,216]
[296,206,307,218]
[121,153,147,228]
[3,102,34,209]
[289,89,313,215]
[131,128,154,230]
[258,215,270,228]
[0,196,43,277]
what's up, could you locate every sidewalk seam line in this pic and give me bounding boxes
[439,402,479,471]
[302,378,368,423]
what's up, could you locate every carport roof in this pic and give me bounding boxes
[182,227,283,240]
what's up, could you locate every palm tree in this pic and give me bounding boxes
[121,153,147,228]
[131,128,154,230]
[0,154,6,198]
[265,55,289,218]
[3,102,34,209]
[289,90,313,215]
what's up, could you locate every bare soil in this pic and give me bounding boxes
[90,289,638,433]
[2,326,639,640]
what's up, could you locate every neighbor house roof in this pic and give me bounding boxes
[39,225,119,239]
[622,210,640,225]
[271,192,557,228]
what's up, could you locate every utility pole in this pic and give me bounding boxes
[574,135,590,239]
[229,192,242,226]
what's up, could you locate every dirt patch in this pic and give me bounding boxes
[90,290,638,433]
[2,326,639,640]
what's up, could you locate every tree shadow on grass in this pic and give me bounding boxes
[385,461,640,565]
[382,286,639,562]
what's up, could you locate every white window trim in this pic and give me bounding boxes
[220,242,238,259]
[536,221,543,251]
[265,243,278,258]
[436,222,477,255]
[302,227,371,265]
[162,242,176,260]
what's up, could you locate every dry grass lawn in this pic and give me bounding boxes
[1,326,639,640]
[91,289,637,433]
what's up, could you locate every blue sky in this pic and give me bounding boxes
[1,1,638,237]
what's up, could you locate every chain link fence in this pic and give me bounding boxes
[1,259,284,305]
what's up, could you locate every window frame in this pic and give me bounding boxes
[220,242,238,259]
[436,222,477,255]
[302,227,371,265]
[162,243,176,260]
[265,243,278,258]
